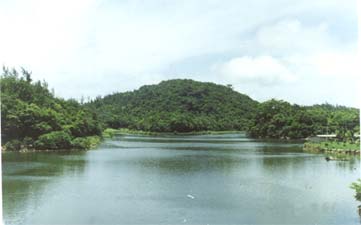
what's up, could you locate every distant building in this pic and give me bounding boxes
[316,134,337,138]
[306,134,337,142]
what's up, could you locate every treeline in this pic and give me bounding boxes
[1,68,102,151]
[248,99,360,141]
[88,79,359,141]
[1,69,359,151]
[87,79,258,132]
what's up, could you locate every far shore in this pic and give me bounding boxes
[102,128,245,137]
[1,148,89,153]
[303,142,360,155]
[3,130,360,157]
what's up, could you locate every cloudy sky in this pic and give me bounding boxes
[0,0,359,107]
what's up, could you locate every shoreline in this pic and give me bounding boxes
[1,135,102,153]
[303,142,360,155]
[3,131,360,156]
[1,148,89,153]
[103,128,306,144]
[102,128,245,137]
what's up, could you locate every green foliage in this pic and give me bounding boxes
[351,179,361,202]
[34,131,72,150]
[104,128,243,136]
[102,128,117,138]
[1,67,102,150]
[87,79,258,132]
[3,140,22,151]
[248,99,360,140]
[307,104,359,142]
[89,80,359,138]
[304,141,359,153]
[71,136,101,150]
[2,68,359,149]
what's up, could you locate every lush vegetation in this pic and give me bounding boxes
[90,82,359,140]
[304,141,360,154]
[248,99,360,140]
[1,67,102,151]
[87,79,258,132]
[102,128,244,137]
[1,69,359,151]
[351,179,361,202]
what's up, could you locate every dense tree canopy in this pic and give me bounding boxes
[1,67,102,150]
[248,99,360,141]
[88,79,359,140]
[1,69,359,151]
[87,79,258,132]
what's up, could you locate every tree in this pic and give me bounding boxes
[1,68,102,151]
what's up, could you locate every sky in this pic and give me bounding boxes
[0,0,360,107]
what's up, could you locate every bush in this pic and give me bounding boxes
[71,136,100,149]
[34,131,72,150]
[102,128,116,138]
[351,179,361,202]
[4,139,22,151]
[22,137,34,148]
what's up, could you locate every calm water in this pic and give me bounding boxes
[2,134,360,225]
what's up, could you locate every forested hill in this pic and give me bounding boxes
[88,79,359,140]
[87,79,258,132]
[248,100,359,140]
[1,69,359,150]
[1,68,102,151]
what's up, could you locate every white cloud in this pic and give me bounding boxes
[311,52,360,78]
[0,0,97,68]
[0,0,358,106]
[217,56,297,86]
[211,17,358,106]
[255,19,335,56]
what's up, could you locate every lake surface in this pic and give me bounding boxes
[2,134,361,224]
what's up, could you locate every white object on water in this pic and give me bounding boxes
[187,194,195,199]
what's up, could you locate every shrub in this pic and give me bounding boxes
[34,131,72,150]
[22,137,34,148]
[71,136,101,149]
[351,179,361,202]
[4,139,22,151]
[71,137,90,149]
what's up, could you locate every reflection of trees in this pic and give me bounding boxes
[260,145,360,173]
[134,152,251,174]
[260,155,307,172]
[334,157,360,172]
[258,144,307,175]
[2,151,87,224]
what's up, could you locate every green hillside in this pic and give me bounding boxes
[1,69,359,151]
[248,100,359,140]
[1,68,102,151]
[87,79,258,132]
[88,79,359,140]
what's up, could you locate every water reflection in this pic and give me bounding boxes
[2,134,360,225]
[334,157,360,172]
[2,151,86,224]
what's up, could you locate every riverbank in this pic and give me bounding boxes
[303,142,360,155]
[102,128,244,138]
[1,136,102,152]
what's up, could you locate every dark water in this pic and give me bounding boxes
[2,134,360,224]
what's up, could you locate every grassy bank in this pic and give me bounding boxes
[102,128,244,137]
[303,141,360,155]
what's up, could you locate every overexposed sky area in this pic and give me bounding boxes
[0,0,360,107]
